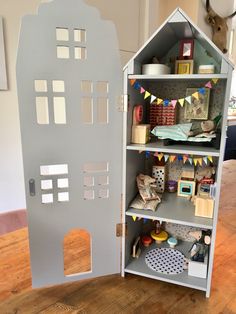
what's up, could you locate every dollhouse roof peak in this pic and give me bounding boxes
[124,7,234,71]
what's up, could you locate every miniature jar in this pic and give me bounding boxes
[167,180,177,193]
[167,237,178,248]
[141,235,152,247]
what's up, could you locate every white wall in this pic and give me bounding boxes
[0,0,143,213]
[0,0,43,213]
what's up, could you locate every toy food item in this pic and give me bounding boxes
[167,180,177,192]
[167,237,178,248]
[150,230,168,244]
[141,235,152,247]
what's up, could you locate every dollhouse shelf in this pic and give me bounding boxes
[128,74,228,81]
[126,193,213,229]
[127,142,220,157]
[125,241,207,291]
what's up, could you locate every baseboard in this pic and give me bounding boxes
[0,209,27,236]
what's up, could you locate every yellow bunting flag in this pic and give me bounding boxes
[144,91,151,99]
[194,158,198,166]
[158,153,164,161]
[192,92,199,100]
[198,158,203,166]
[170,155,176,163]
[132,216,137,222]
[157,98,163,105]
[178,98,185,107]
[130,79,136,86]
[208,156,213,163]
[212,78,219,84]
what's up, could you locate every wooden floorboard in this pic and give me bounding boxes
[0,160,236,313]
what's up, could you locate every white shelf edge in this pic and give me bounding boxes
[125,211,213,230]
[128,74,228,80]
[124,268,207,292]
[126,144,220,157]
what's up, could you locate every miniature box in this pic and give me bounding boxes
[188,252,208,279]
[152,165,166,193]
[195,196,214,218]
[177,180,196,197]
[198,65,215,74]
[131,124,150,144]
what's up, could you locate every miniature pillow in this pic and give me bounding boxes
[129,194,161,212]
[151,123,192,141]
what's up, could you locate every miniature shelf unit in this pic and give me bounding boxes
[122,9,233,298]
[16,1,232,299]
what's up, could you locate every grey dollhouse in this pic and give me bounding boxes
[17,0,233,297]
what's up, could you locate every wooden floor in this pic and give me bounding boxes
[0,161,236,313]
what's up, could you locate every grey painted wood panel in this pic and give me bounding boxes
[16,0,122,287]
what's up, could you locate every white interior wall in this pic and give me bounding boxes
[0,0,143,213]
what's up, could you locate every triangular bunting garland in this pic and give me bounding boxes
[203,157,208,165]
[150,95,157,103]
[183,155,188,164]
[130,79,220,108]
[208,156,213,163]
[157,98,163,105]
[132,216,137,222]
[205,81,212,89]
[178,98,185,107]
[140,87,145,94]
[134,82,141,90]
[144,91,151,99]
[198,158,203,166]
[164,154,169,162]
[194,158,198,166]
[164,99,169,107]
[130,79,136,86]
[188,157,193,165]
[198,87,206,95]
[185,96,192,104]
[192,92,199,100]
[212,78,219,84]
[171,100,177,108]
[157,153,164,161]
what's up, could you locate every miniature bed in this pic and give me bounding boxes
[151,123,220,148]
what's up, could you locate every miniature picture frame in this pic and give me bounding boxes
[184,88,210,120]
[179,39,194,60]
[175,60,194,74]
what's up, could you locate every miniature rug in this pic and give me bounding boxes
[145,248,185,275]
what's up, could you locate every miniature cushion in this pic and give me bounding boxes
[129,194,161,212]
[151,123,192,141]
